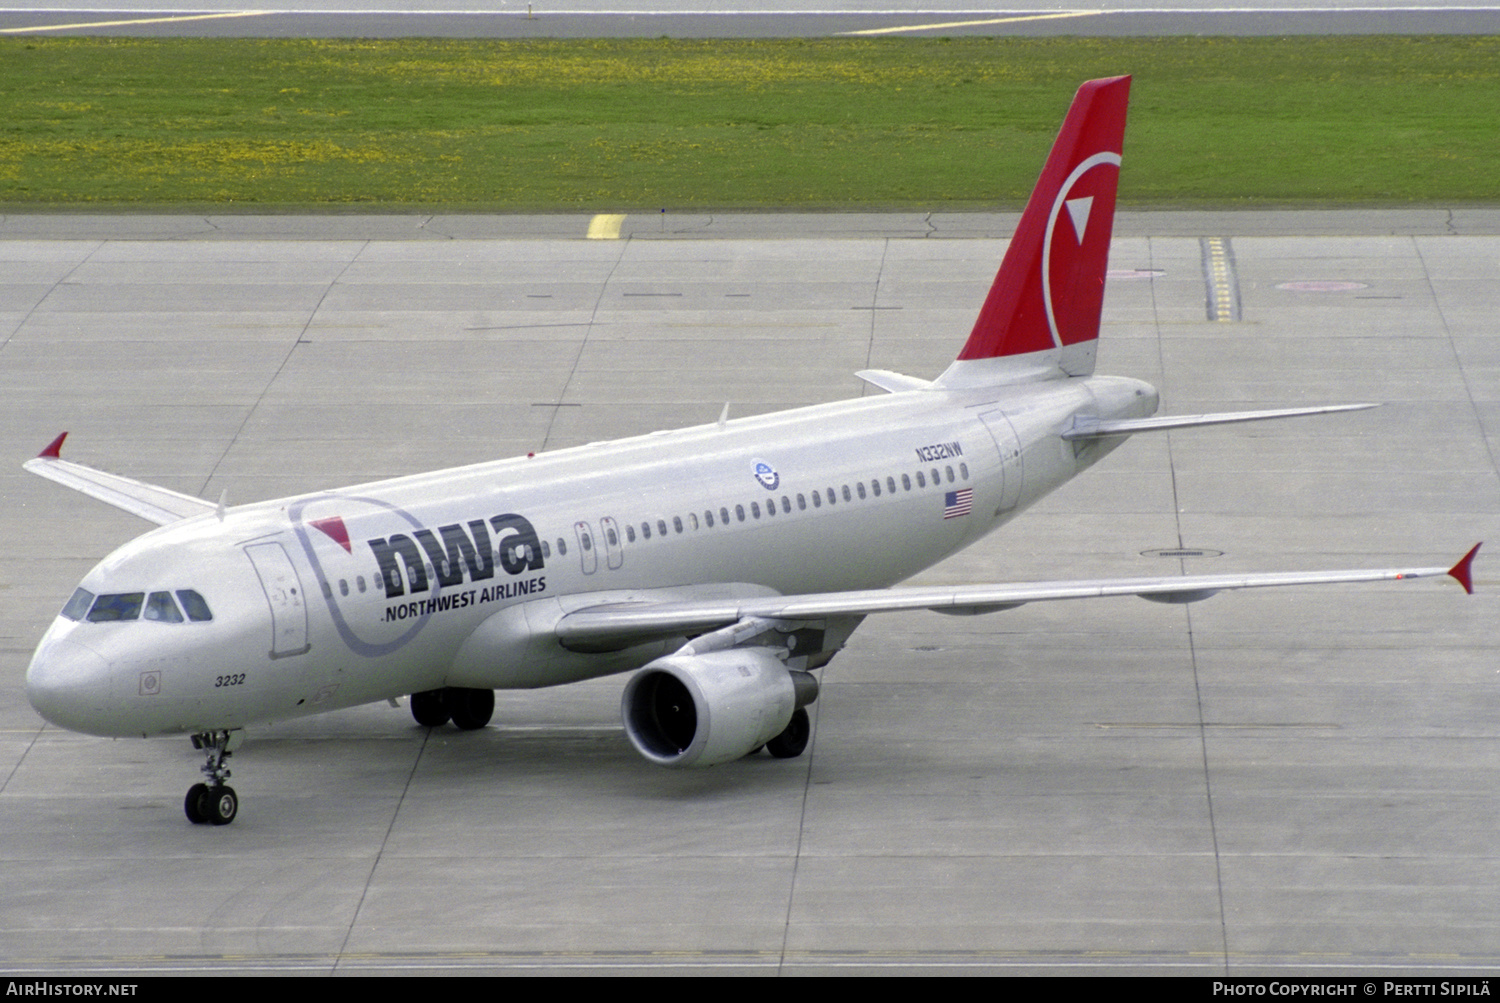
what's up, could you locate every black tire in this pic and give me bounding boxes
[410,689,450,728]
[207,785,238,826]
[766,708,811,759]
[448,687,495,731]
[184,783,210,824]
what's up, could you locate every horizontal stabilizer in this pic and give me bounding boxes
[24,433,216,526]
[1061,403,1379,441]
[855,370,933,394]
[555,550,1474,650]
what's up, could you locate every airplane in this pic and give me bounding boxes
[22,75,1478,827]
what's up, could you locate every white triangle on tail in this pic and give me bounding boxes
[1064,196,1094,242]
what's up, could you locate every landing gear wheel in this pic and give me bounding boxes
[448,687,495,731]
[206,785,238,826]
[767,708,811,759]
[188,729,242,826]
[410,689,450,728]
[185,783,210,824]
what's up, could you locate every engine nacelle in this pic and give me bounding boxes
[621,648,813,768]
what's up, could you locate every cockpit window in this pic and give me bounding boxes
[60,588,95,621]
[87,593,145,622]
[176,590,213,622]
[70,588,212,624]
[144,591,184,623]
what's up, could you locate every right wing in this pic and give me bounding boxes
[23,433,217,526]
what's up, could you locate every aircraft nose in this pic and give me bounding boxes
[26,635,116,736]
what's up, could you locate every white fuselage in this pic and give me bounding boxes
[26,373,1157,738]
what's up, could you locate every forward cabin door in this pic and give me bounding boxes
[244,541,311,659]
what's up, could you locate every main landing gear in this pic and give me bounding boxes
[409,687,495,731]
[766,708,811,759]
[185,729,242,826]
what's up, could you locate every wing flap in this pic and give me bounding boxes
[24,433,216,526]
[554,550,1476,649]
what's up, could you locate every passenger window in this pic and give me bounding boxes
[887,476,897,494]
[673,516,683,534]
[705,510,715,528]
[797,494,806,511]
[144,591,184,623]
[557,538,567,556]
[870,480,880,497]
[932,467,941,485]
[902,474,911,491]
[720,507,730,525]
[357,576,367,593]
[581,533,592,551]
[606,527,618,546]
[781,496,791,514]
[321,580,334,599]
[339,579,349,597]
[88,593,144,622]
[627,525,636,543]
[751,502,761,519]
[826,488,836,506]
[176,590,213,622]
[960,463,969,480]
[735,504,745,522]
[657,519,668,537]
[916,471,926,488]
[689,513,699,530]
[946,465,955,483]
[641,522,651,540]
[764,501,774,518]
[61,588,94,621]
[811,492,821,508]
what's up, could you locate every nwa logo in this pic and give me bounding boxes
[368,514,543,599]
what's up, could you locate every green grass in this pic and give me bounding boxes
[1,36,1497,209]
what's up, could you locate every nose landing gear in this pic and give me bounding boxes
[185,729,242,826]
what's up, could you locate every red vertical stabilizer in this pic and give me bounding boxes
[937,76,1130,386]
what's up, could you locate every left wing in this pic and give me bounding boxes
[555,545,1479,650]
[23,433,217,526]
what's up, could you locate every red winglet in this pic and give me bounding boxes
[1448,542,1481,595]
[38,432,68,460]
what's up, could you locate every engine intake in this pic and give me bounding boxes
[621,648,816,768]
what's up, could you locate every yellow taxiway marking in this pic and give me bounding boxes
[586,214,626,240]
[0,10,274,33]
[842,11,1100,35]
[1203,236,1239,322]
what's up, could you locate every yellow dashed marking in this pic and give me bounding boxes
[0,10,274,33]
[586,214,625,240]
[1202,236,1240,322]
[842,11,1099,36]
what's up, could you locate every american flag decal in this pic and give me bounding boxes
[943,488,973,519]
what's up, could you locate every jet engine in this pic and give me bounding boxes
[621,647,817,768]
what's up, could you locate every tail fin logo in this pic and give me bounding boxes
[942,75,1130,381]
[1043,152,1121,350]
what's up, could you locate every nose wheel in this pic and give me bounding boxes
[185,729,242,826]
